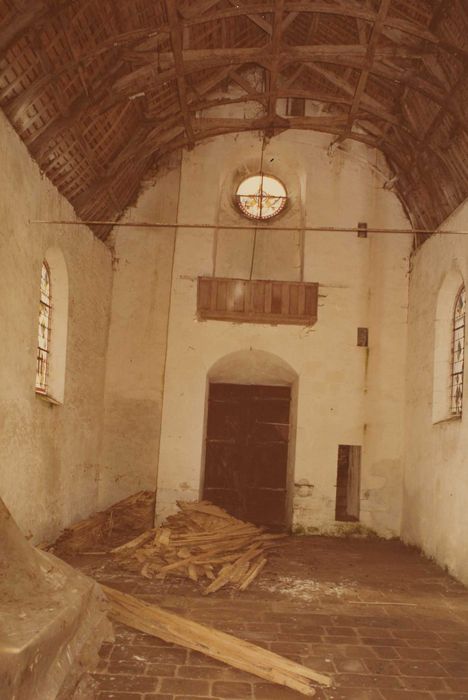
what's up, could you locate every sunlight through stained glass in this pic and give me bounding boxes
[236,174,287,220]
[36,261,51,393]
[451,285,465,415]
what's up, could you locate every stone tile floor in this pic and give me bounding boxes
[69,536,468,700]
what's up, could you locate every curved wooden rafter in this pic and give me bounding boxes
[1,1,465,100]
[183,2,437,42]
[71,114,411,217]
[7,42,442,108]
[10,44,457,141]
[7,1,454,63]
[3,1,466,63]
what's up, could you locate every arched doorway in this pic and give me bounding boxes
[202,350,298,530]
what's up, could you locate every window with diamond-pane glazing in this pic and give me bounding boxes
[451,286,465,415]
[36,261,51,393]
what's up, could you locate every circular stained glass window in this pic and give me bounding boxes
[235,174,287,220]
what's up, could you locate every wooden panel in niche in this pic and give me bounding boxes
[335,445,361,522]
[197,277,318,326]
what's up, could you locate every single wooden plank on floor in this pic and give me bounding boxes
[103,584,332,696]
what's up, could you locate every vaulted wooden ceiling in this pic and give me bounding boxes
[1,0,467,241]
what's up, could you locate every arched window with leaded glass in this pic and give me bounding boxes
[451,286,465,415]
[36,261,51,394]
[34,249,69,403]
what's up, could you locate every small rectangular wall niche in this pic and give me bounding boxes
[357,327,369,347]
[335,445,361,522]
[357,222,368,238]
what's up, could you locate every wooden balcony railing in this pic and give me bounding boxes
[197,277,318,326]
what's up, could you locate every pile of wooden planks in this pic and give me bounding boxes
[111,500,285,593]
[46,491,155,554]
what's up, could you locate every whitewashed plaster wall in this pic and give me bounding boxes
[98,164,181,508]
[155,129,411,536]
[0,113,113,543]
[403,201,468,585]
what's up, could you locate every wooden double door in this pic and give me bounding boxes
[203,383,291,530]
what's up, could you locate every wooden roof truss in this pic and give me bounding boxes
[0,0,466,242]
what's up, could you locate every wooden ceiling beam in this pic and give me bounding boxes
[155,85,401,131]
[183,2,438,45]
[194,115,353,131]
[66,69,229,186]
[0,0,47,53]
[0,19,172,92]
[109,0,124,32]
[17,43,447,146]
[267,0,286,120]
[407,70,468,169]
[118,48,263,88]
[20,57,126,156]
[112,45,446,102]
[150,117,405,168]
[184,2,468,60]
[184,73,401,131]
[300,63,401,121]
[0,37,447,121]
[283,65,305,89]
[73,121,188,210]
[429,0,450,30]
[23,35,458,183]
[229,69,260,96]
[68,67,235,209]
[282,11,299,34]
[225,0,299,38]
[58,14,91,99]
[192,90,352,112]
[227,0,273,36]
[342,0,392,140]
[2,2,464,83]
[73,122,189,211]
[29,103,98,159]
[0,1,212,75]
[161,115,404,168]
[278,12,318,98]
[356,17,369,46]
[165,0,195,148]
[144,67,233,133]
[178,0,221,20]
[124,114,396,177]
[145,44,441,68]
[73,108,405,215]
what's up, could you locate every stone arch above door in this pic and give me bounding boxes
[205,349,298,530]
[208,348,298,387]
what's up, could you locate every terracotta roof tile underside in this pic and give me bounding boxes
[0,0,467,242]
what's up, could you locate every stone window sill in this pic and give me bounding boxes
[433,413,462,426]
[35,391,62,406]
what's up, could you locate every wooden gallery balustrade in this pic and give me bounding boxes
[197,277,319,326]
